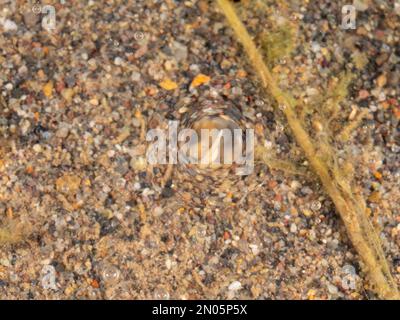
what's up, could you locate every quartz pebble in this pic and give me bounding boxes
[2,19,18,31]
[228,281,242,291]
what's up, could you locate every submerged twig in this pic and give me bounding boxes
[217,0,399,299]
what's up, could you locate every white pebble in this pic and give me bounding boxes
[249,244,259,255]
[41,265,57,290]
[33,144,42,153]
[2,19,18,32]
[107,149,115,157]
[131,72,141,82]
[327,283,339,295]
[114,57,123,65]
[165,258,172,270]
[153,206,164,216]
[311,42,321,53]
[228,281,242,291]
[18,65,28,75]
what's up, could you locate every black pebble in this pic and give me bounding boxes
[161,187,174,198]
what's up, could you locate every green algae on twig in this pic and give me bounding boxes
[255,145,310,177]
[261,23,296,66]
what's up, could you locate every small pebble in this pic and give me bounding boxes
[2,19,18,32]
[228,281,242,291]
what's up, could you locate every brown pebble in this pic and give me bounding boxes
[376,74,387,88]
[56,174,82,195]
[358,90,370,100]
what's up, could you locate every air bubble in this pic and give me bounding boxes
[311,200,321,211]
[255,100,265,107]
[134,31,145,41]
[154,288,170,300]
[276,123,284,132]
[197,225,207,238]
[101,265,121,285]
[115,177,126,189]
